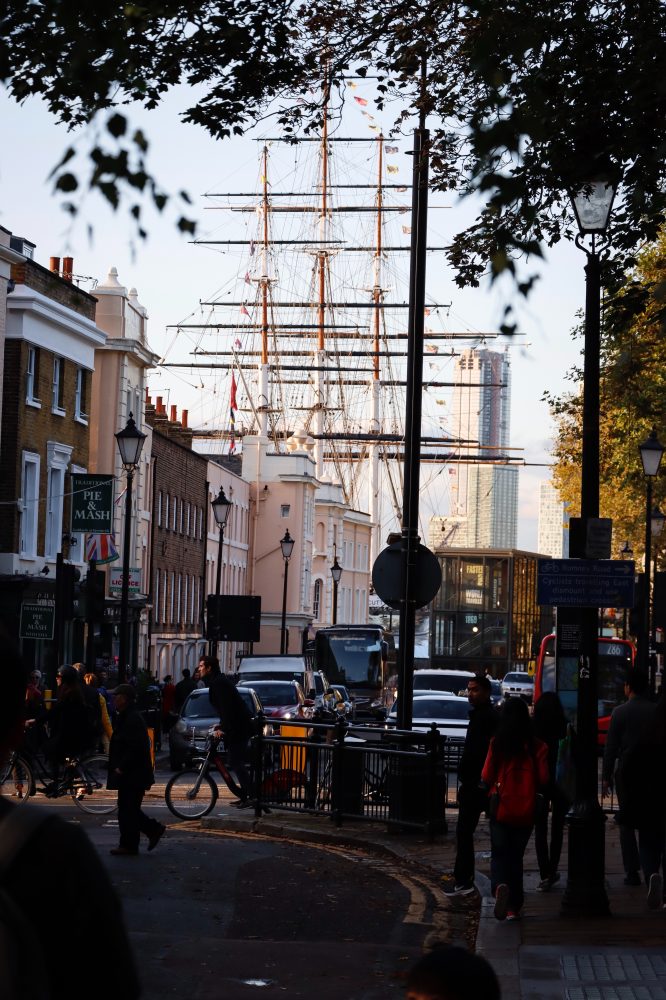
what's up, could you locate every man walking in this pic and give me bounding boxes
[198,655,254,804]
[445,674,498,895]
[602,669,660,902]
[108,683,166,856]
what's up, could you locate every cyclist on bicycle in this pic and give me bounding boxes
[198,655,254,805]
[28,665,97,791]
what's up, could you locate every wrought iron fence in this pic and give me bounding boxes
[245,714,619,835]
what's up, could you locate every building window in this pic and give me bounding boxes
[172,496,177,532]
[75,368,89,423]
[157,491,163,528]
[45,441,72,559]
[69,464,87,564]
[183,575,189,625]
[185,501,191,536]
[179,500,184,535]
[281,504,290,518]
[25,346,41,407]
[162,570,168,624]
[197,507,203,540]
[154,571,160,625]
[164,493,170,529]
[19,452,40,557]
[177,575,182,625]
[190,574,195,624]
[52,357,65,414]
[313,579,322,621]
[169,571,175,624]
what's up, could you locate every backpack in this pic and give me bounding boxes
[489,752,538,826]
[0,805,53,999]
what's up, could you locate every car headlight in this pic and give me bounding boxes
[174,719,187,734]
[283,712,293,720]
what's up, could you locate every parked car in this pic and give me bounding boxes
[386,691,470,739]
[237,679,312,722]
[501,671,534,704]
[489,679,503,705]
[237,656,331,711]
[168,686,264,770]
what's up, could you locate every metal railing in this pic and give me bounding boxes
[244,714,619,836]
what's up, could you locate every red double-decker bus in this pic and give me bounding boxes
[534,633,636,744]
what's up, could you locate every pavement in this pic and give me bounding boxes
[200,804,666,999]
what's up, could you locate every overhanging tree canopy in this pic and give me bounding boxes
[2,1,666,291]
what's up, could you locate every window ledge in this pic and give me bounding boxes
[74,414,89,426]
[51,407,66,418]
[25,398,41,410]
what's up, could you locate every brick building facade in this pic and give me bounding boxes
[0,241,105,672]
[146,398,209,679]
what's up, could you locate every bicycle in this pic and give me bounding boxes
[164,731,248,819]
[0,747,117,815]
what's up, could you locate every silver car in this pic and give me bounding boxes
[500,671,534,704]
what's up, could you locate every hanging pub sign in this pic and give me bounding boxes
[71,474,114,534]
[20,600,55,640]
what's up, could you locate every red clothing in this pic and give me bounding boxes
[161,682,176,717]
[25,682,44,720]
[482,738,549,826]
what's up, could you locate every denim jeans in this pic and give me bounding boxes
[490,820,532,913]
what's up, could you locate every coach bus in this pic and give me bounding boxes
[534,633,636,743]
[313,624,393,719]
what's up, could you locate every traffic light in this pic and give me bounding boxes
[86,568,106,623]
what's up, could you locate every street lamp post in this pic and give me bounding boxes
[210,485,232,658]
[279,530,295,655]
[639,428,665,690]
[620,541,634,638]
[330,555,342,625]
[115,412,146,683]
[562,177,617,917]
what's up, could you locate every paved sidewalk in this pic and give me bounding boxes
[202,807,666,998]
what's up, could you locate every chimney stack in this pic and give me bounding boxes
[170,404,178,423]
[49,257,60,275]
[62,257,73,282]
[181,410,188,429]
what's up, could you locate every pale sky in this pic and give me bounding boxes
[1,84,587,550]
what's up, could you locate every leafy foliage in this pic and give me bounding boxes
[546,235,666,567]
[2,1,666,284]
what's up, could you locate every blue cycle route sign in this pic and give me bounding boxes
[537,558,635,608]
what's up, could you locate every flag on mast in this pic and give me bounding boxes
[229,373,238,455]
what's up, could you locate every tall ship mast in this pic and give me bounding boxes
[163,123,518,565]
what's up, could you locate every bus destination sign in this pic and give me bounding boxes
[537,559,635,608]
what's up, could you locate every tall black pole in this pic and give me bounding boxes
[641,478,653,685]
[280,557,289,655]
[85,558,97,670]
[333,578,339,625]
[212,524,224,660]
[396,92,429,732]
[562,243,609,916]
[118,470,133,684]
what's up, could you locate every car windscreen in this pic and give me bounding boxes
[413,673,472,694]
[243,682,297,706]
[182,693,215,719]
[412,698,470,720]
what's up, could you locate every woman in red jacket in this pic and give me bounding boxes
[482,696,549,921]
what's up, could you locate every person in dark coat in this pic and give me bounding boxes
[532,691,569,890]
[198,655,254,804]
[174,668,197,711]
[445,674,498,894]
[0,630,140,999]
[108,684,166,856]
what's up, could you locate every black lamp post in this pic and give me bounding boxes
[562,176,617,917]
[330,555,342,625]
[620,541,634,638]
[115,412,146,683]
[279,530,295,655]
[638,430,664,691]
[210,485,232,658]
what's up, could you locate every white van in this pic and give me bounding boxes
[237,655,330,708]
[412,668,476,697]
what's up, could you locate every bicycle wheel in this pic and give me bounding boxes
[165,769,218,819]
[71,755,117,815]
[0,754,33,804]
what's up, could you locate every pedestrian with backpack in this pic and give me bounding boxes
[482,697,549,921]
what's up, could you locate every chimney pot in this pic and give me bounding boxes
[170,404,177,423]
[62,256,73,282]
[181,410,188,429]
[49,256,61,275]
[156,396,163,413]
